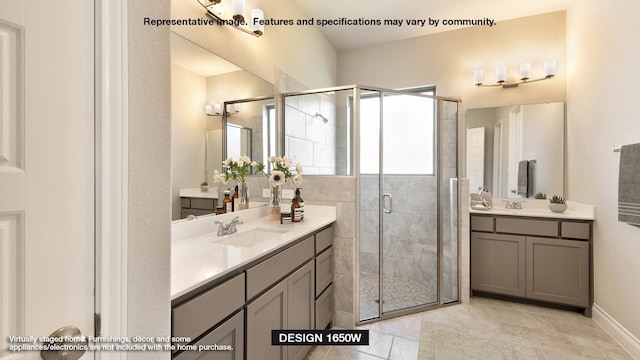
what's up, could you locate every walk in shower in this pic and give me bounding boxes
[282,85,460,323]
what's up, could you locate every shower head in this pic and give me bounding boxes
[314,113,329,123]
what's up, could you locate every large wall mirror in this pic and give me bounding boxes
[170,32,274,220]
[466,102,565,199]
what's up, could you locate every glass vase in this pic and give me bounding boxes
[237,181,249,210]
[269,185,281,220]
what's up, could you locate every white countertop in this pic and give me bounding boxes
[179,188,218,199]
[469,198,596,220]
[171,205,337,300]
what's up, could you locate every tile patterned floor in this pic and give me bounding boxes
[305,297,634,360]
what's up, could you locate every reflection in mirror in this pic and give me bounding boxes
[226,124,252,160]
[466,102,564,199]
[170,31,274,220]
[283,88,353,175]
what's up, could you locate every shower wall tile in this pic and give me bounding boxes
[359,252,379,275]
[333,236,353,275]
[360,175,379,191]
[359,231,378,255]
[288,136,314,165]
[314,142,335,168]
[306,115,327,144]
[285,105,306,139]
[334,272,354,313]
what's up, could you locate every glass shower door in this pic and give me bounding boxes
[380,92,439,313]
[358,90,439,320]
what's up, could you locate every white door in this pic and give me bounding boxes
[0,1,95,360]
[466,127,485,194]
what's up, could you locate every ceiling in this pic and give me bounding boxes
[293,0,574,50]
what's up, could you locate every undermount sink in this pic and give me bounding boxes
[213,227,290,248]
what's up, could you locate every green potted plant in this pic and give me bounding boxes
[200,181,209,192]
[548,195,567,213]
[534,192,547,200]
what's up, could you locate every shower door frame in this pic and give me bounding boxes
[279,85,462,325]
[354,85,462,325]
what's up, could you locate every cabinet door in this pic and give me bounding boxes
[175,310,244,360]
[471,232,526,297]
[287,261,315,360]
[246,279,288,360]
[526,237,589,307]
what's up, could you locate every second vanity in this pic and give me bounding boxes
[470,199,595,316]
[171,205,336,360]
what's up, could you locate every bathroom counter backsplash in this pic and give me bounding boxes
[171,205,336,300]
[469,198,596,220]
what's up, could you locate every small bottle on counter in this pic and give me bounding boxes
[223,189,232,213]
[232,185,239,212]
[280,211,292,224]
[294,188,304,221]
[291,198,301,222]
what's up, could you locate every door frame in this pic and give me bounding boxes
[95,0,128,357]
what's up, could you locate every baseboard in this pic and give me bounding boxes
[592,303,640,359]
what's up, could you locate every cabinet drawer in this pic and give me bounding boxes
[174,310,244,360]
[181,198,191,208]
[315,226,334,254]
[496,217,558,237]
[315,283,333,330]
[191,198,216,210]
[561,221,590,240]
[172,273,245,340]
[315,246,333,296]
[471,215,494,232]
[246,236,314,299]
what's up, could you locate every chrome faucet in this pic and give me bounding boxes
[504,200,525,209]
[215,216,243,236]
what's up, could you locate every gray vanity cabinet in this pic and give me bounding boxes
[246,260,315,360]
[526,237,589,307]
[172,224,335,360]
[181,197,217,218]
[471,232,526,297]
[246,278,288,360]
[286,260,315,360]
[470,214,593,315]
[175,311,244,360]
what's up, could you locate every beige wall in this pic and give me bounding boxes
[128,0,172,358]
[171,65,207,220]
[567,0,640,347]
[171,0,337,89]
[338,11,566,110]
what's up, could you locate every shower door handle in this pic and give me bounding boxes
[383,193,393,214]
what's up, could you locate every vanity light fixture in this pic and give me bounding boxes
[205,103,241,116]
[474,59,556,88]
[197,0,265,37]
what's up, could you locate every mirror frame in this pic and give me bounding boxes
[221,96,275,174]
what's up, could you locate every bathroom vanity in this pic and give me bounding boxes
[470,200,595,316]
[171,205,336,360]
[179,188,218,218]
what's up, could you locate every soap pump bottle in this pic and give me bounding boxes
[232,185,239,212]
[291,198,301,222]
[479,187,492,209]
[223,189,232,213]
[294,188,304,221]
